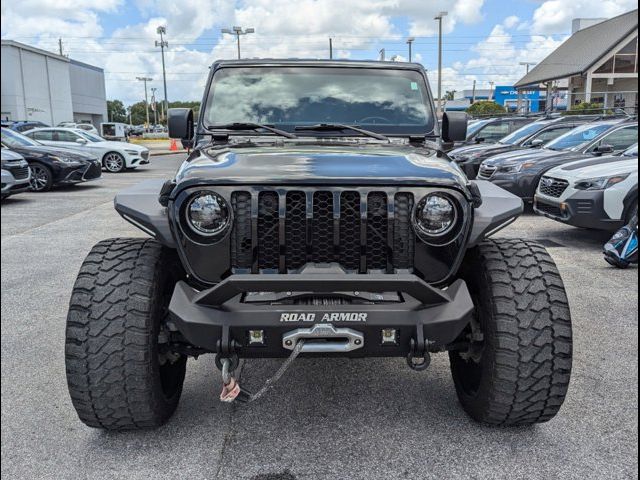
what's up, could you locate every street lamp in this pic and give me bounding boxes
[434,11,448,118]
[221,26,255,59]
[519,61,537,74]
[155,26,169,122]
[406,37,415,62]
[136,76,153,129]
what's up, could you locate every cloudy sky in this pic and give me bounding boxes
[1,0,637,105]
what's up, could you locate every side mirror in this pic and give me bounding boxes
[441,112,468,143]
[594,144,614,155]
[530,139,544,148]
[75,138,87,144]
[168,108,194,140]
[475,137,486,144]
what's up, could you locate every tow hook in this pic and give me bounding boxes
[406,336,434,371]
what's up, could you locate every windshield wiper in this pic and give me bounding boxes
[207,122,298,139]
[294,123,390,142]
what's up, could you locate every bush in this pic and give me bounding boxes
[466,101,507,116]
[563,102,609,115]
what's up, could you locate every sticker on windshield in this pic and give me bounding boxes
[410,82,418,91]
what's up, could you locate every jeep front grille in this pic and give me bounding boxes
[230,189,415,273]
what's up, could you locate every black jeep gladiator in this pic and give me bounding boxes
[65,60,572,430]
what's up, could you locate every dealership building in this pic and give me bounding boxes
[515,10,638,113]
[1,40,108,127]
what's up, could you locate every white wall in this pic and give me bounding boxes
[69,60,108,125]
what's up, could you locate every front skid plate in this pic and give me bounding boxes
[168,275,474,358]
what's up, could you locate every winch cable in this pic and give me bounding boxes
[219,339,306,403]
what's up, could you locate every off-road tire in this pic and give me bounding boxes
[449,239,573,426]
[65,238,186,430]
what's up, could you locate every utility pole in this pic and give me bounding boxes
[151,87,158,126]
[519,61,536,75]
[406,37,415,62]
[136,77,153,129]
[434,11,448,118]
[155,26,169,122]
[58,38,64,56]
[221,26,255,59]
[471,79,477,104]
[489,81,495,101]
[329,38,333,59]
[379,48,385,61]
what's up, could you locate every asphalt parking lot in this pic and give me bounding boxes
[1,154,637,480]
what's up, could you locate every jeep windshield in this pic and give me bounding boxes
[202,66,435,137]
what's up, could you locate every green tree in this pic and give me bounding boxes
[466,101,506,117]
[445,90,457,101]
[107,100,127,123]
[128,101,149,125]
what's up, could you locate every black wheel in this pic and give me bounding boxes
[449,239,573,426]
[29,163,53,192]
[65,238,187,430]
[103,152,126,173]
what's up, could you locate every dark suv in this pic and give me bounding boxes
[65,60,573,430]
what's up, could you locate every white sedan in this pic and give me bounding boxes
[24,127,150,173]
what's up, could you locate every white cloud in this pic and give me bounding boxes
[531,0,637,34]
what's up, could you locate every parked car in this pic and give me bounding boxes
[455,116,537,147]
[56,122,99,134]
[24,127,150,173]
[64,59,573,430]
[477,118,638,201]
[449,115,607,179]
[9,121,50,133]
[0,128,102,192]
[1,148,31,199]
[534,144,638,230]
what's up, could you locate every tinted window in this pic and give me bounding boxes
[466,119,491,138]
[1,128,41,147]
[204,66,435,135]
[499,122,546,145]
[31,130,54,141]
[55,130,81,142]
[596,126,638,151]
[478,121,511,142]
[534,126,573,143]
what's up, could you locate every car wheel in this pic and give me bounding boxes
[624,200,638,225]
[103,152,126,173]
[29,163,53,192]
[65,238,187,430]
[449,239,573,426]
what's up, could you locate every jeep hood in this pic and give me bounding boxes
[175,145,469,189]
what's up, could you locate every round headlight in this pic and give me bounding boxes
[186,192,230,236]
[415,193,457,236]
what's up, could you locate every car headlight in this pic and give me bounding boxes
[498,162,536,174]
[574,174,630,191]
[414,193,458,237]
[124,149,140,155]
[185,192,231,237]
[50,155,81,165]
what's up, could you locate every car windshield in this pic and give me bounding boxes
[1,127,42,147]
[623,143,638,156]
[203,66,435,135]
[466,119,491,138]
[76,130,104,143]
[499,122,546,145]
[545,123,612,151]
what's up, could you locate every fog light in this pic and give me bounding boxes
[248,330,265,346]
[381,328,397,345]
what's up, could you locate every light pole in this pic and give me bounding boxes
[136,76,153,129]
[434,11,448,118]
[155,26,169,122]
[406,37,415,62]
[489,81,495,101]
[151,87,158,126]
[221,26,255,59]
[379,48,385,61]
[519,61,537,75]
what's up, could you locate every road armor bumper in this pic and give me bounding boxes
[168,269,475,360]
